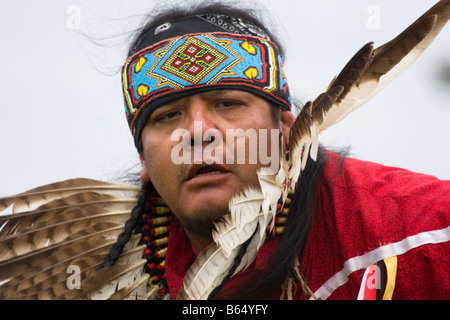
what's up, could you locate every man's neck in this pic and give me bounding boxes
[184,229,213,253]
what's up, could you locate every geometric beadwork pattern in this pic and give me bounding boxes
[122,32,291,135]
[147,34,241,89]
[160,37,229,84]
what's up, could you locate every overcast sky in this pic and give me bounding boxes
[1,0,449,196]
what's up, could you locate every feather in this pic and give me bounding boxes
[0,178,143,300]
[0,205,132,262]
[108,274,150,300]
[84,244,149,300]
[227,187,263,235]
[256,132,290,237]
[0,243,111,297]
[288,101,313,188]
[288,86,344,189]
[0,178,140,213]
[319,0,450,131]
[256,167,282,234]
[212,187,264,264]
[213,211,261,257]
[177,242,240,300]
[309,86,345,161]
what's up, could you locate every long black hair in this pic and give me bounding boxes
[100,1,330,300]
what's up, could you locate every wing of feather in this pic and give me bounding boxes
[0,178,139,214]
[226,187,264,236]
[75,242,149,300]
[0,178,149,300]
[212,210,261,260]
[177,241,240,300]
[319,0,450,131]
[288,85,345,189]
[257,167,283,235]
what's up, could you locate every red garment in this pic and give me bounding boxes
[165,151,450,299]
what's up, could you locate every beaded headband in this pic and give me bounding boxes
[121,15,292,148]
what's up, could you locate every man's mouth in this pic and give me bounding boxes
[194,167,224,177]
[185,164,230,181]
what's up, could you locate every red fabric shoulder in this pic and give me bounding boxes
[301,150,450,299]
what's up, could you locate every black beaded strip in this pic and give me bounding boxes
[139,191,173,298]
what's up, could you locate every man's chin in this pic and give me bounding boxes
[177,205,229,238]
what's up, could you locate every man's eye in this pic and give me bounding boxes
[216,101,242,108]
[155,111,180,122]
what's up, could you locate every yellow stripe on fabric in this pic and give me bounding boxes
[382,256,398,300]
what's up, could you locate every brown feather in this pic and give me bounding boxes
[319,0,450,131]
[108,275,150,300]
[0,224,124,284]
[0,192,136,237]
[0,178,141,299]
[326,42,374,103]
[311,86,345,125]
[0,243,111,294]
[0,212,130,262]
[0,178,140,213]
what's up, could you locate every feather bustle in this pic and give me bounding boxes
[0,178,144,300]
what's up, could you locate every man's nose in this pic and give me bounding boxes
[185,105,217,147]
[180,105,219,164]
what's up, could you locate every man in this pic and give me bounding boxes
[0,1,449,300]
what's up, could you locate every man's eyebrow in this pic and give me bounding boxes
[201,89,234,98]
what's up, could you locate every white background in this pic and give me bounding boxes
[1,0,449,196]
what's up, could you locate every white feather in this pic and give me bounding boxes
[228,187,263,234]
[212,212,259,259]
[179,244,239,300]
[257,167,282,218]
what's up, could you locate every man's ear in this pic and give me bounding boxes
[280,110,295,147]
[139,153,151,182]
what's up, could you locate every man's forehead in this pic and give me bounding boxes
[164,89,257,102]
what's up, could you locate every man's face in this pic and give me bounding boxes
[139,89,293,236]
